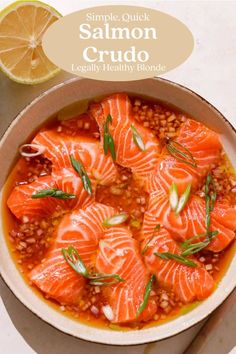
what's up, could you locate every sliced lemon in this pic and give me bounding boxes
[0,1,61,84]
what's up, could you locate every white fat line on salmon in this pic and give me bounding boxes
[99,240,126,272]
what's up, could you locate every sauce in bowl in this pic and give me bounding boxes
[3,94,236,330]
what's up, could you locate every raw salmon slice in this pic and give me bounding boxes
[178,119,221,152]
[146,156,199,195]
[7,176,66,222]
[7,169,94,222]
[146,190,236,252]
[53,167,94,210]
[142,222,215,303]
[96,226,157,323]
[146,119,221,194]
[32,129,118,185]
[30,203,116,305]
[212,203,236,230]
[90,93,160,179]
[30,247,86,305]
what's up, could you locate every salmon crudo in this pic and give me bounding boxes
[4,93,236,330]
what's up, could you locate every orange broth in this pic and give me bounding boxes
[2,96,236,330]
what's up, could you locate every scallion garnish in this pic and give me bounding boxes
[88,273,124,286]
[169,182,191,215]
[62,246,88,276]
[103,114,116,161]
[62,246,124,286]
[205,174,217,235]
[184,175,217,256]
[205,195,211,234]
[169,182,179,211]
[166,139,197,168]
[136,274,155,317]
[70,155,92,195]
[179,175,218,256]
[102,213,128,227]
[131,124,145,151]
[32,189,76,199]
[175,183,191,215]
[181,230,219,250]
[141,224,160,255]
[154,252,197,267]
[181,231,219,256]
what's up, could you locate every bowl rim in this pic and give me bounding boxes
[0,76,235,346]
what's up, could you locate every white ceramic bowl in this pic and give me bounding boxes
[0,78,235,345]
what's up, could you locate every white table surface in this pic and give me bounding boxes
[0,1,236,353]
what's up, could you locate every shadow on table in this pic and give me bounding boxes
[0,278,145,354]
[0,277,199,354]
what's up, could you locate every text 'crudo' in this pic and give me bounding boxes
[83,46,149,63]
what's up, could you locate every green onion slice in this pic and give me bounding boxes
[131,124,145,151]
[154,252,197,267]
[205,195,211,234]
[181,175,218,256]
[102,213,128,227]
[169,183,192,215]
[166,140,197,168]
[88,273,124,286]
[175,183,191,215]
[141,224,160,255]
[181,230,218,249]
[136,275,155,317]
[62,246,124,285]
[70,155,92,195]
[103,114,116,161]
[181,231,219,256]
[205,174,217,211]
[62,246,89,277]
[169,182,179,211]
[32,189,76,200]
[205,174,217,236]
